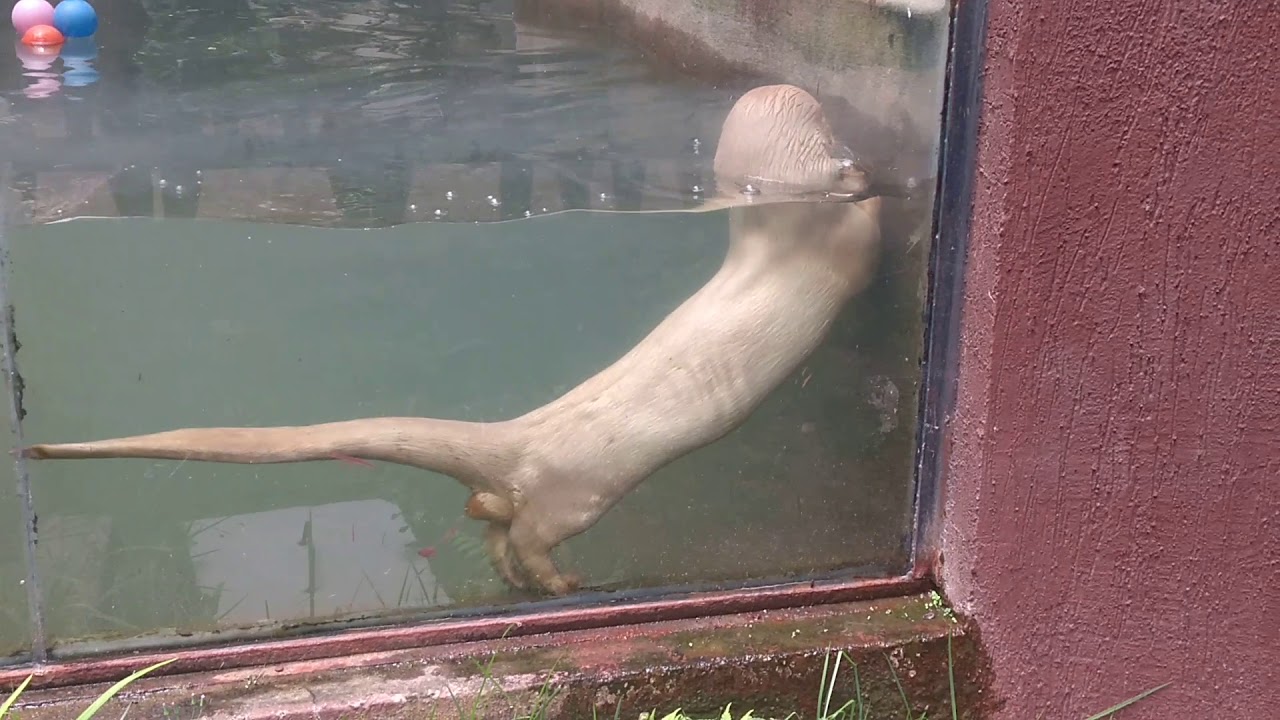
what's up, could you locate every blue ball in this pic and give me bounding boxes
[52,0,97,39]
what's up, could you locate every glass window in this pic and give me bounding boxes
[0,0,958,658]
[0,411,32,660]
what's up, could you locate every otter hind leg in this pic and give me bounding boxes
[462,492,528,589]
[483,524,529,590]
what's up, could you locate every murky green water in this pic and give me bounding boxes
[6,209,925,653]
[0,0,948,658]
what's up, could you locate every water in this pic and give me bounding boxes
[1,0,733,225]
[0,0,946,657]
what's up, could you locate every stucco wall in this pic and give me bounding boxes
[941,1,1279,718]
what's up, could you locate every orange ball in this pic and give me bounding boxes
[21,23,64,47]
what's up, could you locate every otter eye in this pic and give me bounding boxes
[837,158,868,184]
[838,160,865,180]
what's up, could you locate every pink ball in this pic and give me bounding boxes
[11,0,55,34]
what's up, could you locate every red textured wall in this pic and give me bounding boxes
[941,1,1279,718]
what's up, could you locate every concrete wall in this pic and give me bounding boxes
[516,0,954,187]
[942,1,1280,718]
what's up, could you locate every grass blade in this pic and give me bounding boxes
[1080,683,1170,720]
[947,636,958,720]
[73,658,176,720]
[854,662,866,720]
[0,675,33,717]
[885,653,915,720]
[817,651,832,719]
[822,651,843,719]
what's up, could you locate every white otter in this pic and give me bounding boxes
[23,85,884,595]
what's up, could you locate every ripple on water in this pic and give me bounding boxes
[2,0,746,227]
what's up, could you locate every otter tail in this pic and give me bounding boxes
[21,417,520,484]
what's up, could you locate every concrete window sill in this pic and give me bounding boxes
[9,592,991,719]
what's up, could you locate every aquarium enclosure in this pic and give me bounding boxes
[0,0,959,662]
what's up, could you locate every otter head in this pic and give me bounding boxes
[712,84,869,201]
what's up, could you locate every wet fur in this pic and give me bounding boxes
[22,85,883,595]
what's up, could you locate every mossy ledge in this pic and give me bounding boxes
[8,592,996,719]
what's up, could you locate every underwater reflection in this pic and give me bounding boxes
[60,36,99,87]
[11,35,98,99]
[188,499,451,625]
[13,38,60,99]
[34,498,451,638]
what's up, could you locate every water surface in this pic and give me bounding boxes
[2,0,736,226]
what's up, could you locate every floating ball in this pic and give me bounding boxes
[13,37,60,67]
[21,23,63,47]
[11,0,55,34]
[52,0,96,38]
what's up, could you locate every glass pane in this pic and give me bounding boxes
[0,412,33,659]
[1,0,951,650]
